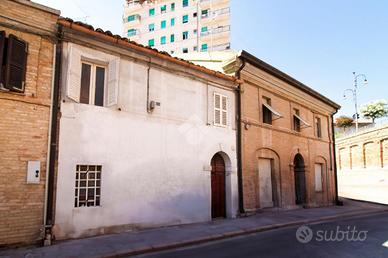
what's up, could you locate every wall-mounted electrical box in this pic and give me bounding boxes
[27,161,40,184]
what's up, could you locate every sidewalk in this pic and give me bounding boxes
[1,198,387,258]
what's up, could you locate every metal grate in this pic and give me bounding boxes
[75,165,102,207]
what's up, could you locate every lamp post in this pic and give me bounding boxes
[343,72,368,133]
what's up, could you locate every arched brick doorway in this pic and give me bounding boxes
[211,153,226,218]
[294,153,306,205]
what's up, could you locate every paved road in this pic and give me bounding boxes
[135,213,388,258]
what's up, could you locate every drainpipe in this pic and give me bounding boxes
[331,110,343,206]
[235,57,246,214]
[146,58,152,113]
[44,25,63,245]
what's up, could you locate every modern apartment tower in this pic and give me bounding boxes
[123,0,231,54]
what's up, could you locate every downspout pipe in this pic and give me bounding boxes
[236,57,246,214]
[44,24,63,245]
[331,110,343,206]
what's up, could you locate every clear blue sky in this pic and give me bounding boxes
[35,0,388,119]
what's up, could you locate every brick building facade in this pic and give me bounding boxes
[336,124,388,171]
[0,0,59,246]
[232,52,340,211]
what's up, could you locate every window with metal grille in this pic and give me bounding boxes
[75,165,101,207]
[214,92,228,127]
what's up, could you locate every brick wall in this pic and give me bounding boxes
[336,124,388,171]
[0,0,59,246]
[240,62,337,211]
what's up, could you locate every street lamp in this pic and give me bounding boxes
[343,72,368,133]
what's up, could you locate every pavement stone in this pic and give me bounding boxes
[0,198,387,258]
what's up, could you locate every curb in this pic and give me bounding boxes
[105,209,388,257]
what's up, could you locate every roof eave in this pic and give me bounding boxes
[239,50,341,110]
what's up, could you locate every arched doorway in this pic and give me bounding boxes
[211,153,226,218]
[294,154,306,205]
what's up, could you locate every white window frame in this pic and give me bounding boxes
[81,61,107,106]
[214,92,228,127]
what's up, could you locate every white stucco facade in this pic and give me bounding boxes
[54,42,238,239]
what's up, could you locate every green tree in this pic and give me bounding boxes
[335,116,354,131]
[360,100,388,123]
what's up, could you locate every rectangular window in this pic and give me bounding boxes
[2,33,28,93]
[193,12,197,18]
[148,39,155,47]
[183,48,188,53]
[149,8,155,16]
[182,31,189,40]
[80,62,106,106]
[149,23,155,32]
[161,5,167,13]
[161,20,167,29]
[201,26,208,32]
[315,117,322,138]
[161,36,166,45]
[201,43,208,52]
[193,46,198,51]
[293,109,301,132]
[201,9,209,18]
[171,3,175,11]
[171,18,175,26]
[214,92,228,127]
[127,29,136,37]
[170,34,175,43]
[74,165,102,207]
[183,14,189,23]
[262,97,272,125]
[183,0,189,7]
[314,163,323,192]
[127,15,137,22]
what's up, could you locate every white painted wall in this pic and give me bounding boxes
[54,42,238,239]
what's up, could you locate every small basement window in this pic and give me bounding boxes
[75,165,102,207]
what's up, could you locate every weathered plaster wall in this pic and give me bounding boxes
[54,43,238,239]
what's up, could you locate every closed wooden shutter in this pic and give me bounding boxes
[66,44,82,102]
[107,58,119,106]
[214,93,221,125]
[221,95,227,126]
[5,34,28,92]
[0,31,5,87]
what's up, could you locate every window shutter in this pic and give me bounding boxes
[107,58,119,106]
[5,34,28,92]
[66,45,82,102]
[221,96,228,126]
[214,93,221,125]
[0,31,5,87]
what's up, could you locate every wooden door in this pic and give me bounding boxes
[258,158,273,208]
[294,154,306,205]
[211,153,226,218]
